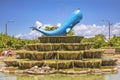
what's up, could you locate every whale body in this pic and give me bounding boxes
[31,9,83,36]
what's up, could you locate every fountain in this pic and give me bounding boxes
[3,9,118,74]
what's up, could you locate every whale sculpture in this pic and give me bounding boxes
[31,9,83,36]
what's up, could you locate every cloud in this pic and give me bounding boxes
[111,23,120,35]
[57,23,61,27]
[73,24,107,37]
[15,21,120,39]
[15,30,42,40]
[35,21,42,28]
[73,22,120,38]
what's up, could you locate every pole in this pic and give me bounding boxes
[102,20,112,47]
[108,21,112,47]
[5,20,14,35]
[108,21,110,41]
[5,24,8,35]
[5,20,14,48]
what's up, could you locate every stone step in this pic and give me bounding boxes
[38,36,84,43]
[16,50,103,60]
[25,43,93,51]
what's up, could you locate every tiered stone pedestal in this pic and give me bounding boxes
[4,36,117,74]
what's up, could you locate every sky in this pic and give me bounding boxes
[0,0,120,39]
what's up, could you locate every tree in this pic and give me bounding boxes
[110,35,120,47]
[82,34,108,49]
[93,34,107,48]
[0,33,39,50]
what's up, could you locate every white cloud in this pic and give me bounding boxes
[35,21,42,28]
[57,23,61,27]
[74,22,120,38]
[15,30,42,40]
[15,21,120,39]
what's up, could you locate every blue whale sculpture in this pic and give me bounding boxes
[31,9,83,36]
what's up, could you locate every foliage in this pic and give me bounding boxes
[82,34,120,48]
[82,34,108,48]
[93,34,107,48]
[0,33,39,50]
[110,35,120,47]
[44,26,58,31]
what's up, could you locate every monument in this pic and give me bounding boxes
[3,9,117,75]
[31,9,83,36]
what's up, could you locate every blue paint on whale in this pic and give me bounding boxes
[31,9,83,36]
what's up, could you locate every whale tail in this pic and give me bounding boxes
[30,27,40,31]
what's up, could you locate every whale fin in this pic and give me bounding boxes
[66,28,71,33]
[30,27,40,31]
